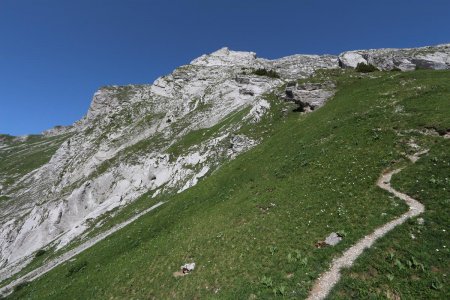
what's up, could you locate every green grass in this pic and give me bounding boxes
[330,140,450,299]
[7,70,450,299]
[0,133,71,191]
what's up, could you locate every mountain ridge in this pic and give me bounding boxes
[3,43,450,139]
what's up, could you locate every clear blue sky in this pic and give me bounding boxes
[1,0,449,136]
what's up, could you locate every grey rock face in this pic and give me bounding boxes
[339,44,450,71]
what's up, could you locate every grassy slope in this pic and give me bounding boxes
[0,134,70,193]
[330,142,450,299]
[7,70,449,299]
[330,71,450,299]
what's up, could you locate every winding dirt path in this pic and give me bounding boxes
[307,167,425,300]
[0,201,165,297]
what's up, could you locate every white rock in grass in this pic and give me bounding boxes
[181,262,195,273]
[339,52,367,68]
[324,232,342,246]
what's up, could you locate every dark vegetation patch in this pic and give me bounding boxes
[252,68,281,78]
[13,282,29,293]
[66,260,88,278]
[355,62,379,73]
[34,250,46,258]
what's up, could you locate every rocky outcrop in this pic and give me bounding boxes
[339,43,450,71]
[227,135,257,159]
[283,81,336,112]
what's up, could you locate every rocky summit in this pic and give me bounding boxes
[0,44,449,288]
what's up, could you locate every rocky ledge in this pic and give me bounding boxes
[339,43,450,71]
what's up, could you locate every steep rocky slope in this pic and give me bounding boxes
[0,44,449,286]
[0,48,338,278]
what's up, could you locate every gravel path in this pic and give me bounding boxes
[307,167,425,300]
[0,201,165,297]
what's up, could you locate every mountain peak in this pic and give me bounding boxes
[190,47,257,67]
